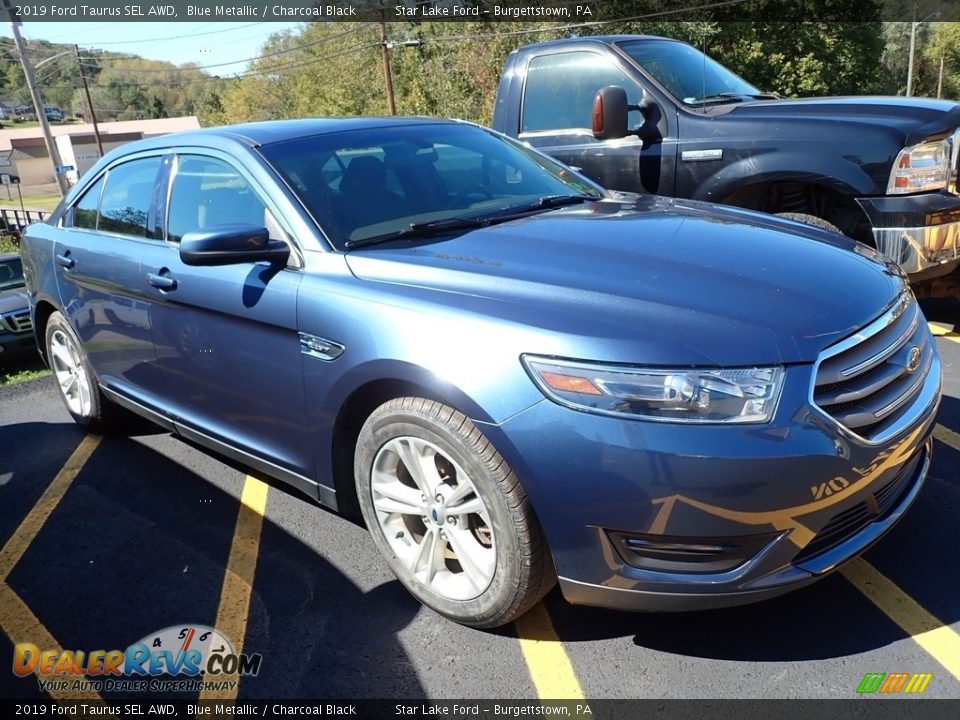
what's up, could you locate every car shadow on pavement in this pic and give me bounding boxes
[0,422,426,700]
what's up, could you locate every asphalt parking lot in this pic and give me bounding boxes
[1,300,958,702]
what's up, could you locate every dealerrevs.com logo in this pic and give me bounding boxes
[12,624,262,693]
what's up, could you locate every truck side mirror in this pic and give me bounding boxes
[592,86,629,140]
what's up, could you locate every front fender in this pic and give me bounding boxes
[691,151,881,203]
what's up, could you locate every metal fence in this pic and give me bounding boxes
[0,208,50,245]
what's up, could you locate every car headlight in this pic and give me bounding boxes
[522,356,784,423]
[887,138,951,194]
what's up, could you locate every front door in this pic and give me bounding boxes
[138,153,311,476]
[517,49,676,195]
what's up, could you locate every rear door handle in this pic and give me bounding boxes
[55,253,74,269]
[147,273,177,290]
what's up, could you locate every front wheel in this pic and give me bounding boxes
[775,212,842,235]
[355,397,554,628]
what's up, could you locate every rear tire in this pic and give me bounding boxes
[354,397,555,628]
[44,311,124,433]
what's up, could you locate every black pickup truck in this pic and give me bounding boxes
[491,35,960,295]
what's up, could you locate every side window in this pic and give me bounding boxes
[70,175,105,230]
[98,157,161,237]
[166,156,267,243]
[521,52,642,133]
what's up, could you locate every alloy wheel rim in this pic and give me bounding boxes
[371,436,496,601]
[49,329,91,417]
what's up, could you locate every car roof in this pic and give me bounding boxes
[0,253,20,262]
[516,35,674,52]
[125,116,462,154]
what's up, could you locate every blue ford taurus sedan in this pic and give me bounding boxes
[21,118,941,627]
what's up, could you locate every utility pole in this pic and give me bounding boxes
[2,0,69,196]
[378,14,397,116]
[75,44,104,158]
[937,55,945,99]
[907,18,917,97]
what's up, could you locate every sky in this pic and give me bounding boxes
[1,22,304,76]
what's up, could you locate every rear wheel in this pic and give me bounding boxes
[45,311,123,432]
[354,397,554,628]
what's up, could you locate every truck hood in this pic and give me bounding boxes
[0,286,28,316]
[730,96,960,144]
[344,196,906,366]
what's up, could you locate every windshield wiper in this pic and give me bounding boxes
[475,194,595,222]
[685,92,780,105]
[344,216,487,250]
[344,195,596,250]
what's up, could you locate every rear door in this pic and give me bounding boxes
[52,154,166,401]
[138,152,312,477]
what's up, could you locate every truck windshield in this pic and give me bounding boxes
[616,39,761,106]
[260,122,604,249]
[0,257,25,290]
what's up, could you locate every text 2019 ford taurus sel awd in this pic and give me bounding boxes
[21,118,941,627]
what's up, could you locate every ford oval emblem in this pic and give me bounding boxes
[905,346,922,373]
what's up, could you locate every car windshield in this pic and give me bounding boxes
[0,257,25,290]
[259,122,604,249]
[616,39,761,105]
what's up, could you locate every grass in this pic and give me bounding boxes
[0,235,18,254]
[0,357,49,387]
[14,194,62,212]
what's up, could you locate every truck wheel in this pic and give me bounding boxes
[354,397,555,628]
[775,212,842,235]
[45,311,124,433]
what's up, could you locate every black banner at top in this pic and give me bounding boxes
[0,0,957,23]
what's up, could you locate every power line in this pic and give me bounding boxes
[78,24,374,73]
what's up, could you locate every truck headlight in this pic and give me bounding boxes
[887,139,951,194]
[523,356,784,423]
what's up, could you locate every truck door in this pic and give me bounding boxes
[517,50,676,195]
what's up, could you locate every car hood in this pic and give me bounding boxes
[344,196,906,366]
[0,286,28,315]
[730,96,960,144]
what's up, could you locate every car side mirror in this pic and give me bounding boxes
[179,223,290,267]
[592,85,658,141]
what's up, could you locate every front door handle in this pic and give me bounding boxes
[55,253,74,269]
[147,273,177,290]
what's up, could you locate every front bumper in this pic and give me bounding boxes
[857,192,960,280]
[485,353,940,612]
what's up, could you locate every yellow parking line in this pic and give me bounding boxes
[928,322,960,344]
[0,433,112,709]
[933,424,960,453]
[515,603,585,700]
[0,583,114,706]
[0,434,101,583]
[199,474,269,702]
[842,558,960,681]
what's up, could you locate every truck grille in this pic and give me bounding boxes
[812,292,933,442]
[0,310,32,334]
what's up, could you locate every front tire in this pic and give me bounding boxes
[45,311,122,433]
[355,397,554,628]
[775,212,842,234]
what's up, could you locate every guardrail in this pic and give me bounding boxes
[0,208,50,245]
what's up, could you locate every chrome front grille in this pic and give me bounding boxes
[812,292,934,442]
[0,310,32,334]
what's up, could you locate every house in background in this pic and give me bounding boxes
[0,116,200,188]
